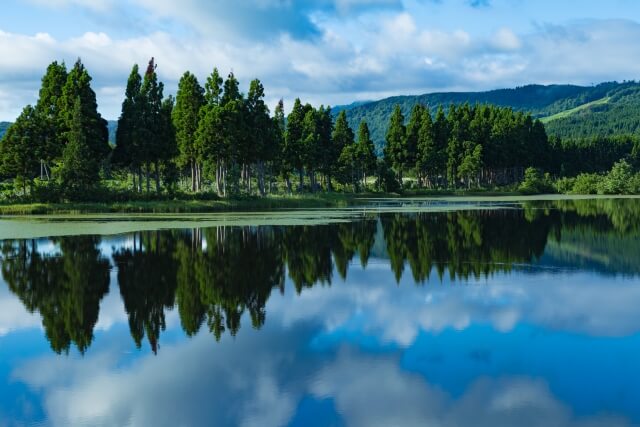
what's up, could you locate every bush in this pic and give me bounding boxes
[628,174,640,194]
[518,168,555,194]
[597,160,633,194]
[570,173,602,194]
[32,179,63,203]
[555,177,576,194]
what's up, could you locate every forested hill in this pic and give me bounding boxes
[542,84,640,139]
[0,122,10,140]
[0,120,117,144]
[338,81,640,151]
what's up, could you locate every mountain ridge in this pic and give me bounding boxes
[333,81,640,151]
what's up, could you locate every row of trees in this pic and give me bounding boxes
[384,103,549,188]
[1,58,558,201]
[0,59,379,199]
[0,60,110,197]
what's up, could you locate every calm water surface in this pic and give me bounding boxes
[1,198,640,426]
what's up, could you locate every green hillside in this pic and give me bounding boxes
[338,81,640,151]
[0,120,117,144]
[0,122,10,139]
[543,85,640,139]
[540,97,610,123]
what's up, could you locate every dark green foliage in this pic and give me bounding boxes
[113,60,175,194]
[1,236,110,354]
[382,102,549,188]
[173,71,205,191]
[113,64,143,173]
[0,106,45,194]
[355,121,377,188]
[35,61,68,168]
[384,106,406,182]
[333,111,356,188]
[549,135,637,176]
[60,59,110,161]
[59,98,101,199]
[375,158,400,192]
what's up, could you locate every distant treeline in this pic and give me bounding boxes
[1,58,640,201]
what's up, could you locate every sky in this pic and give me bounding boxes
[1,0,640,120]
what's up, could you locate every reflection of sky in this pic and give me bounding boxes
[2,249,640,425]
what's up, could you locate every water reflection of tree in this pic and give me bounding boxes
[381,210,554,283]
[4,199,640,353]
[1,237,109,354]
[113,231,178,354]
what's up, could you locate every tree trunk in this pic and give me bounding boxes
[155,161,161,194]
[257,161,265,196]
[146,162,150,193]
[298,170,304,192]
[222,164,227,197]
[190,160,195,192]
[285,176,292,195]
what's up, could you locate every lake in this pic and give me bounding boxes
[1,197,640,426]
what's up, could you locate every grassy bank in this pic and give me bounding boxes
[0,189,529,215]
[0,194,357,215]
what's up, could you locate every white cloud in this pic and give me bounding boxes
[26,0,113,12]
[3,1,640,122]
[269,265,640,347]
[0,283,41,336]
[492,28,522,51]
[11,326,637,426]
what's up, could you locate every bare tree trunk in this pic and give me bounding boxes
[222,164,227,197]
[215,162,222,196]
[190,160,195,192]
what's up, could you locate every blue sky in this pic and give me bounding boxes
[1,0,640,120]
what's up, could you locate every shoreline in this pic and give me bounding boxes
[0,192,639,216]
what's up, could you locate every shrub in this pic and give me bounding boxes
[518,168,555,194]
[570,173,602,194]
[555,177,576,194]
[598,160,633,194]
[628,173,640,194]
